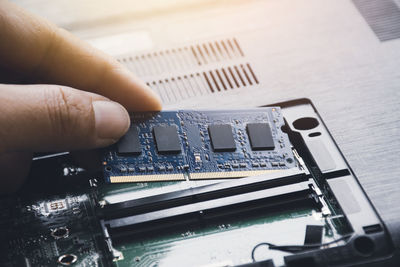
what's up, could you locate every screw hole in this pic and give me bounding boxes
[51,227,69,239]
[58,254,77,265]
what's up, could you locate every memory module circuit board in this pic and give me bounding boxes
[103,108,296,183]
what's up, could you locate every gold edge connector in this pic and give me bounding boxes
[110,173,185,183]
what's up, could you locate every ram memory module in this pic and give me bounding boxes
[103,108,296,183]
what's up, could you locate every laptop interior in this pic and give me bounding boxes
[1,0,400,266]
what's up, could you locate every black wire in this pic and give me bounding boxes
[251,234,353,262]
[251,242,275,262]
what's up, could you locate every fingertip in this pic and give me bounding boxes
[126,75,163,112]
[103,66,163,112]
[143,86,163,111]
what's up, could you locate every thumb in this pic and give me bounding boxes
[0,84,130,153]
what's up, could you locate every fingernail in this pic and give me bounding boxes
[92,100,130,139]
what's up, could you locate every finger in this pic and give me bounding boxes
[0,84,130,152]
[0,1,161,111]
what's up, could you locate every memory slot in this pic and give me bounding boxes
[99,169,308,220]
[102,180,318,239]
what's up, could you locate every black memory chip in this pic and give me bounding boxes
[153,125,181,154]
[117,126,141,155]
[247,123,275,150]
[208,124,236,152]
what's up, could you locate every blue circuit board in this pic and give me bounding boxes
[103,108,296,183]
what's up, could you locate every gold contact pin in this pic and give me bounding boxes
[110,173,185,183]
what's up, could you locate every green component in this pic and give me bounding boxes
[113,207,333,267]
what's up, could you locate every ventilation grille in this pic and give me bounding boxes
[145,63,258,103]
[353,0,400,41]
[117,37,259,104]
[117,38,245,76]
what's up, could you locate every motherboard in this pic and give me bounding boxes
[0,107,359,267]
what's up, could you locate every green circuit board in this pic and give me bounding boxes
[113,206,324,267]
[0,189,343,267]
[0,109,353,267]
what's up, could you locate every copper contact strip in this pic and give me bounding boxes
[110,173,185,183]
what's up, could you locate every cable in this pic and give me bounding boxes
[251,234,353,262]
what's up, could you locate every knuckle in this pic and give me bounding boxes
[43,86,92,137]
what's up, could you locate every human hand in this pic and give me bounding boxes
[0,1,162,193]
